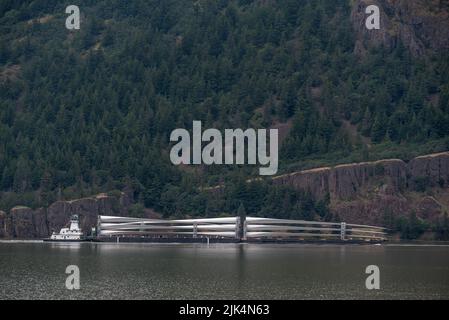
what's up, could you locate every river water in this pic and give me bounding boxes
[0,242,448,299]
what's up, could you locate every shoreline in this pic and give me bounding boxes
[2,238,449,246]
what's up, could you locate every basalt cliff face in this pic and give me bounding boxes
[273,152,449,225]
[0,193,132,239]
[351,0,449,57]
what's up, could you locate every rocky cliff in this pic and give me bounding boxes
[0,192,132,239]
[0,210,10,238]
[351,0,449,57]
[273,152,449,225]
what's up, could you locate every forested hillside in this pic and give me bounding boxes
[0,0,448,224]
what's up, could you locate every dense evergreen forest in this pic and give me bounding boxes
[0,0,448,223]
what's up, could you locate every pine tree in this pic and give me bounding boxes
[371,114,386,143]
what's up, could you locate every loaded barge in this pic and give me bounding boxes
[42,215,387,244]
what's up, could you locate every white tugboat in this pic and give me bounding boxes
[45,215,86,242]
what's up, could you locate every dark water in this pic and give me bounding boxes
[0,242,448,300]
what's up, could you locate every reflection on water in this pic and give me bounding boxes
[0,242,448,299]
[47,243,82,251]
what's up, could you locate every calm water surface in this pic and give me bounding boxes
[0,242,448,299]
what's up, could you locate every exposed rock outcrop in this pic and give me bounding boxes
[0,210,10,238]
[9,206,48,239]
[46,193,130,236]
[408,152,449,188]
[331,194,410,225]
[328,159,407,200]
[0,192,133,239]
[274,152,449,200]
[272,151,449,225]
[416,196,443,222]
[351,0,449,57]
[272,167,331,200]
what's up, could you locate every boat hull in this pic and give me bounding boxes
[43,238,90,242]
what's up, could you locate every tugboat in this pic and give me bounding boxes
[44,215,86,242]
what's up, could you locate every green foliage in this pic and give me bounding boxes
[396,212,427,240]
[0,0,447,219]
[107,190,123,199]
[237,202,246,220]
[128,203,145,218]
[434,213,449,241]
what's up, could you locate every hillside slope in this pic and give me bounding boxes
[0,1,448,230]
